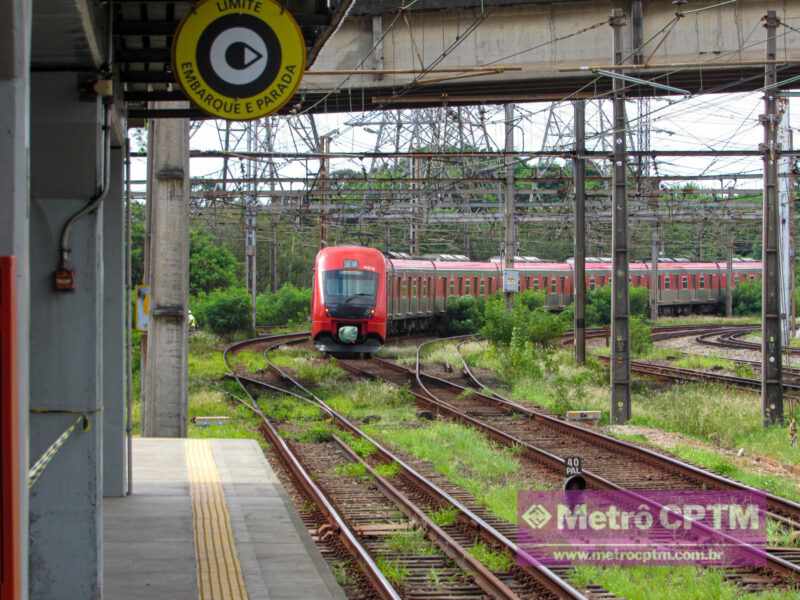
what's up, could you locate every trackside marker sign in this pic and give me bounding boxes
[172,0,306,120]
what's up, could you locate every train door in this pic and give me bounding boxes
[678,272,690,302]
[399,276,407,315]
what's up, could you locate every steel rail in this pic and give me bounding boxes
[360,338,800,581]
[428,336,800,522]
[697,329,800,356]
[257,340,588,600]
[223,333,402,600]
[341,355,800,582]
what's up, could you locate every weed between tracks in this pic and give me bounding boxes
[570,565,799,600]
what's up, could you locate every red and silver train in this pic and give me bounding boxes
[311,246,761,353]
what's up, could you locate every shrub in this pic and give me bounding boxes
[192,287,251,335]
[517,289,546,311]
[563,284,649,327]
[733,279,761,315]
[629,316,652,356]
[481,295,565,346]
[445,295,485,334]
[256,284,311,326]
[481,295,515,344]
[189,229,239,295]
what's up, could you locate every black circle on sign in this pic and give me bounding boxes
[196,13,282,98]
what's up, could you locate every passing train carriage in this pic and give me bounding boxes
[311,246,761,353]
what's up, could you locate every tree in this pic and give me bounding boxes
[131,202,145,285]
[189,228,239,295]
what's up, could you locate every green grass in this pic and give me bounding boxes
[385,529,437,556]
[283,422,335,443]
[671,354,755,378]
[324,381,416,423]
[186,388,264,443]
[430,507,459,527]
[333,461,368,479]
[653,315,758,327]
[259,394,323,422]
[330,560,352,587]
[569,565,800,600]
[295,358,346,385]
[337,431,378,457]
[421,343,465,371]
[468,541,513,572]
[230,350,266,372]
[374,462,401,479]
[375,557,409,587]
[373,421,546,522]
[669,444,800,502]
[768,520,800,548]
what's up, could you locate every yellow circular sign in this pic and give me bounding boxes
[172,0,306,120]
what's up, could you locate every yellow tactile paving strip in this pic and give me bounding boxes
[185,439,250,600]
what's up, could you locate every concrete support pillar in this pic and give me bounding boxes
[103,147,128,496]
[29,72,105,599]
[143,104,190,438]
[0,2,30,598]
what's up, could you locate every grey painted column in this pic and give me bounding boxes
[143,104,190,438]
[0,1,30,598]
[104,147,128,496]
[29,72,104,599]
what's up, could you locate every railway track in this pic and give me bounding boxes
[697,329,800,356]
[334,338,800,592]
[224,333,592,600]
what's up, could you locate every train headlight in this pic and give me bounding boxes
[338,325,358,344]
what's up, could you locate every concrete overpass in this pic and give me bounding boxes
[123,0,800,118]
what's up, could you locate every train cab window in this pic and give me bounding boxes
[322,268,379,317]
[664,275,671,289]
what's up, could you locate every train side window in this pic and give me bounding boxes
[479,277,486,296]
[664,275,670,289]
[551,278,557,293]
[464,277,470,294]
[533,277,539,290]
[543,276,549,292]
[749,274,755,281]
[699,274,705,289]
[449,277,455,295]
[681,276,688,289]
[559,276,565,293]
[589,277,595,290]
[473,277,479,295]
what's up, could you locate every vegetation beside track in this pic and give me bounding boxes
[570,565,799,600]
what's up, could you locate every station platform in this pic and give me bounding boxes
[104,438,345,600]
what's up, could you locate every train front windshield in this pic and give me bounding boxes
[322,269,378,317]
